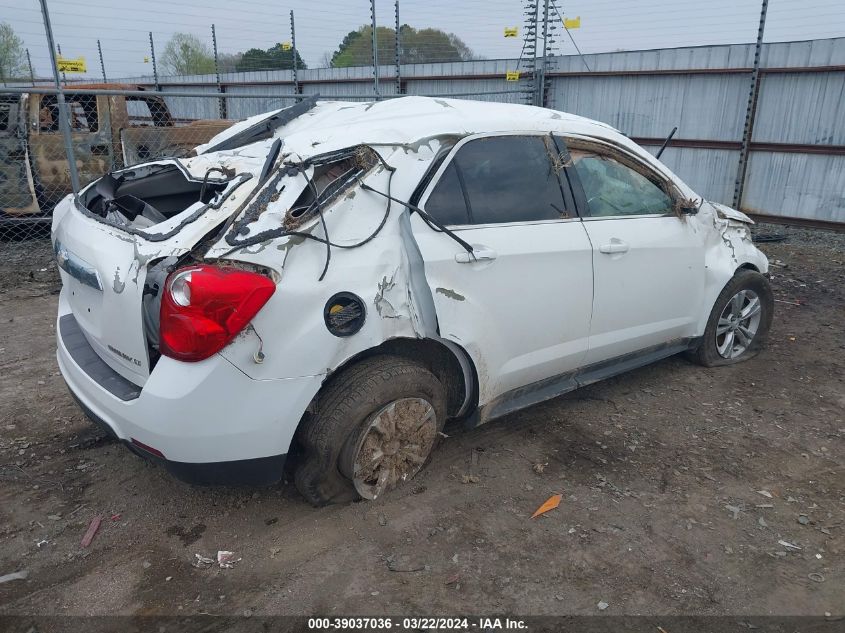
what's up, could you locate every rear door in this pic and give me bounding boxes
[560,136,706,364]
[411,133,594,405]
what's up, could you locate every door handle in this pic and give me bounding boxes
[455,248,497,263]
[598,239,629,254]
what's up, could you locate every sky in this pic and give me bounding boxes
[3,0,844,79]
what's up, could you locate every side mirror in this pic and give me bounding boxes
[677,197,701,215]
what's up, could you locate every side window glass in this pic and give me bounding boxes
[453,136,568,224]
[425,161,469,226]
[572,151,673,217]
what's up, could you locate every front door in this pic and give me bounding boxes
[411,133,594,405]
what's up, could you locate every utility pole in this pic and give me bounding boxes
[211,24,226,118]
[97,39,107,82]
[394,1,402,94]
[370,0,380,99]
[290,11,299,97]
[38,0,80,196]
[149,32,160,91]
[26,48,35,85]
[733,0,768,209]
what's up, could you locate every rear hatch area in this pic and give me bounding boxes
[56,218,153,384]
[53,155,259,387]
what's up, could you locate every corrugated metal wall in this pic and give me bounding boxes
[111,37,845,224]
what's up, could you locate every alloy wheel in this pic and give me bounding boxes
[715,289,762,359]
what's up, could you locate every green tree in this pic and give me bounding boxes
[235,44,306,72]
[217,52,243,73]
[0,22,26,81]
[161,33,216,75]
[330,25,475,67]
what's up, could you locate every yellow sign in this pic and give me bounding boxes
[57,56,87,73]
[563,16,581,29]
[281,42,292,51]
[505,71,520,82]
[504,27,518,38]
[143,56,150,63]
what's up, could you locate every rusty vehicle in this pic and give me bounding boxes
[0,84,233,228]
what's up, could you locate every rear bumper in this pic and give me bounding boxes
[67,388,287,485]
[56,308,324,480]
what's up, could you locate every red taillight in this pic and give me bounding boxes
[159,264,275,362]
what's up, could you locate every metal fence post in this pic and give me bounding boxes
[56,43,67,85]
[394,1,402,94]
[537,0,551,107]
[733,0,769,209]
[521,0,539,105]
[211,24,226,118]
[38,0,80,196]
[97,39,107,82]
[26,48,35,85]
[149,32,160,92]
[290,11,299,97]
[370,0,380,99]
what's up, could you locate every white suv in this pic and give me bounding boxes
[52,96,772,505]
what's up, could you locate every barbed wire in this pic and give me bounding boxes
[4,0,844,81]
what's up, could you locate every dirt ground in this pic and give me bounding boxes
[0,227,842,617]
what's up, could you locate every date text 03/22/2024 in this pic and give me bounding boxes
[307,617,528,630]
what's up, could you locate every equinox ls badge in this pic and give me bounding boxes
[107,344,142,367]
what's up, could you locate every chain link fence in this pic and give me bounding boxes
[0,88,237,240]
[0,83,526,244]
[2,0,541,265]
[2,0,844,273]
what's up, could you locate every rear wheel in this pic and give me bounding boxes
[691,269,773,367]
[294,356,446,506]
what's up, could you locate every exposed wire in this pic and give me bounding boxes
[303,171,332,281]
[218,147,399,280]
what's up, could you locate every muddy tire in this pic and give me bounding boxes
[690,269,774,367]
[294,355,447,507]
